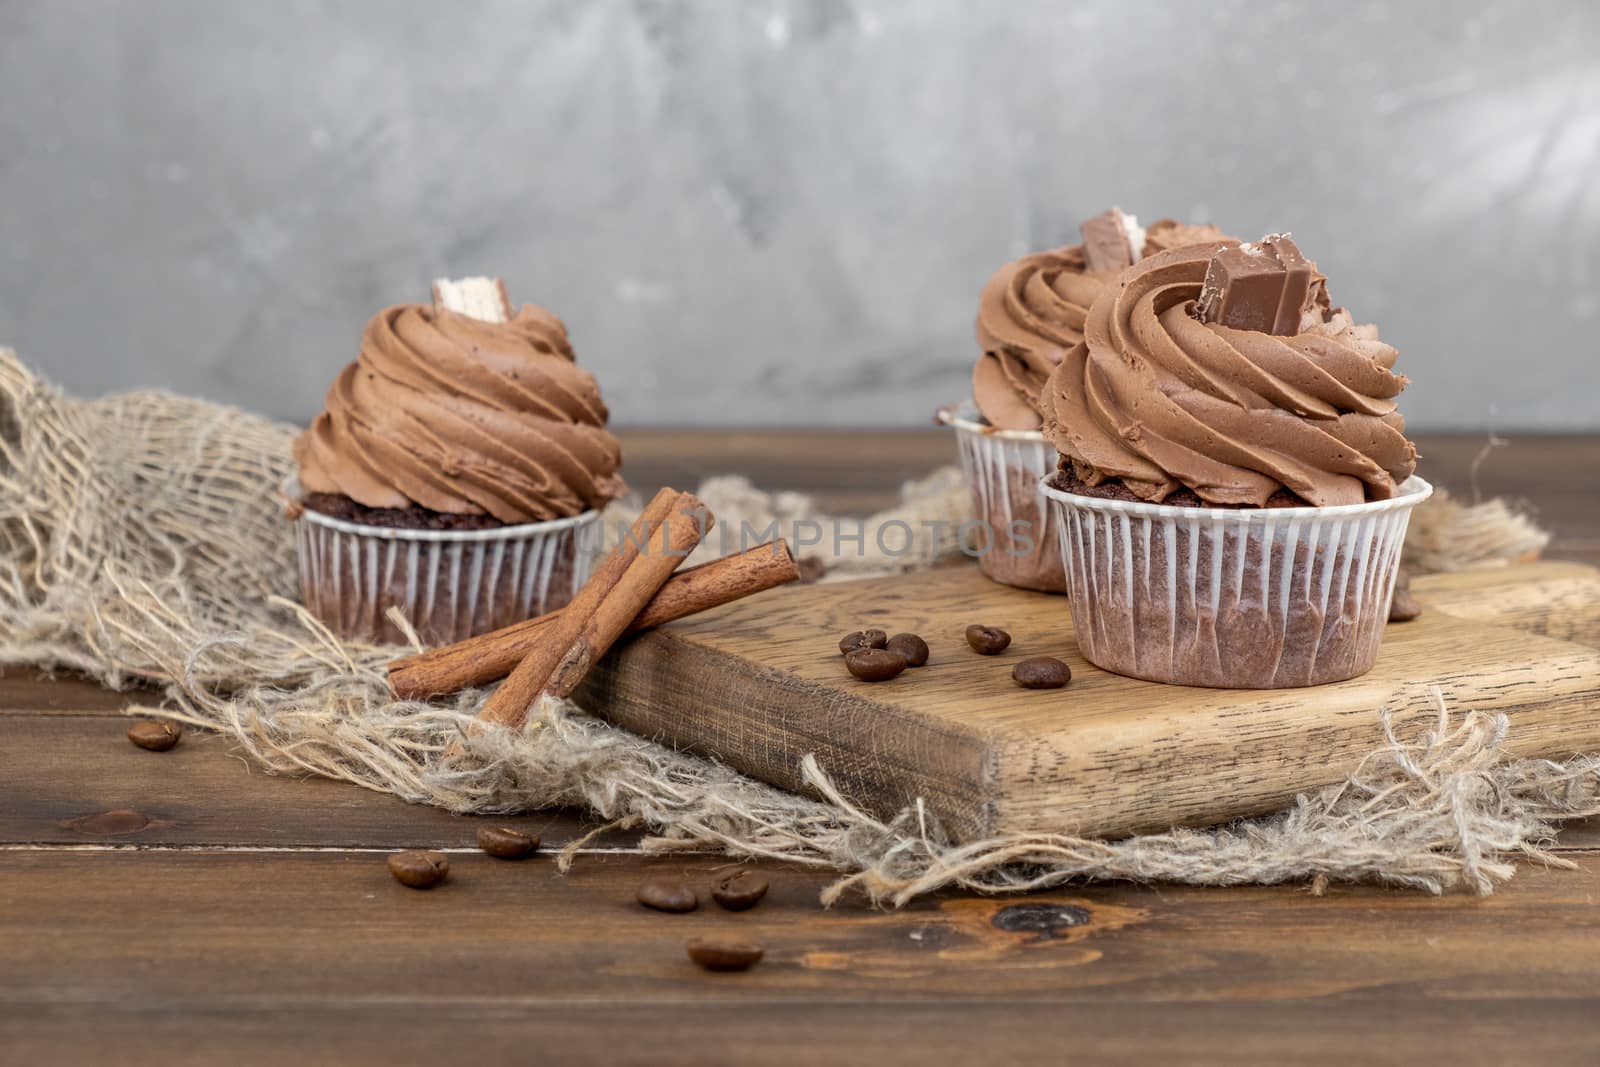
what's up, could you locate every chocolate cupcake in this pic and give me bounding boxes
[941,209,1232,593]
[1037,237,1431,688]
[286,277,624,646]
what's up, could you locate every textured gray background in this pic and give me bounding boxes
[2,0,1597,429]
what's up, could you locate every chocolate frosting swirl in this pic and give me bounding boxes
[1142,219,1230,257]
[294,303,624,524]
[972,244,1108,431]
[973,220,1233,431]
[1041,242,1417,507]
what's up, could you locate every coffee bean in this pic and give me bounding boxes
[387,850,449,889]
[838,629,889,655]
[476,825,539,860]
[1013,656,1072,689]
[965,625,1012,655]
[885,633,929,668]
[687,937,764,972]
[711,870,770,911]
[845,647,908,682]
[127,720,181,751]
[1389,573,1421,623]
[637,876,699,913]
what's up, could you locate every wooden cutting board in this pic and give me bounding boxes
[576,561,1600,841]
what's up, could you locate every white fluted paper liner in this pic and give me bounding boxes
[284,477,600,647]
[1040,475,1433,688]
[937,400,1065,593]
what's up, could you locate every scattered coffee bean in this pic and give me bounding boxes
[637,876,699,913]
[885,633,929,668]
[687,937,765,972]
[476,825,540,860]
[1388,574,1421,623]
[845,647,908,682]
[387,850,449,889]
[711,869,770,911]
[965,625,1012,655]
[127,720,182,752]
[1013,656,1072,689]
[838,629,889,655]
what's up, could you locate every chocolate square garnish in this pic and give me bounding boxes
[1194,234,1317,335]
[1080,209,1136,272]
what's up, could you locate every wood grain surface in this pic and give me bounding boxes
[3,848,1599,1065]
[3,431,1598,1065]
[580,561,1600,839]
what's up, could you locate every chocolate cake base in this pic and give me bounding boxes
[1041,469,1417,687]
[1048,465,1315,509]
[302,492,507,532]
[973,461,1066,593]
[945,418,1067,594]
[292,494,595,646]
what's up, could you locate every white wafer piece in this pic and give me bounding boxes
[431,276,513,322]
[1116,209,1147,263]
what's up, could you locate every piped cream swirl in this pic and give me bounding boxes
[1041,242,1417,507]
[294,303,624,523]
[973,221,1232,431]
[972,245,1110,430]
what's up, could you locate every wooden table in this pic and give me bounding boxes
[3,432,1598,1065]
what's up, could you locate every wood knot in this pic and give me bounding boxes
[991,902,1091,940]
[66,809,152,836]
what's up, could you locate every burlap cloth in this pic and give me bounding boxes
[1,350,1594,904]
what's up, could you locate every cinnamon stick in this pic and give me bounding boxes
[388,540,798,701]
[543,496,710,701]
[473,490,710,732]
[468,486,678,732]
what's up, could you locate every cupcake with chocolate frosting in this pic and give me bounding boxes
[942,209,1232,593]
[1038,237,1431,688]
[286,278,623,646]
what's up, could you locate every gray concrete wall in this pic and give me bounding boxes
[2,0,1596,429]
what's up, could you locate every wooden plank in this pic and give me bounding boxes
[1,850,1597,1064]
[5,998,1598,1067]
[0,667,142,715]
[4,675,1595,852]
[1414,561,1600,647]
[580,563,1600,840]
[0,712,611,849]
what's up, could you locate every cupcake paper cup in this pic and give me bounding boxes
[1040,475,1433,688]
[284,477,601,647]
[937,401,1066,593]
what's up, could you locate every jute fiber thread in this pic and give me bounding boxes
[1,350,1594,905]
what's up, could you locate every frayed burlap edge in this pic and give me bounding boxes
[0,348,1594,906]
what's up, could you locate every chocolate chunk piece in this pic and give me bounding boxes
[1080,209,1139,272]
[1194,234,1318,335]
